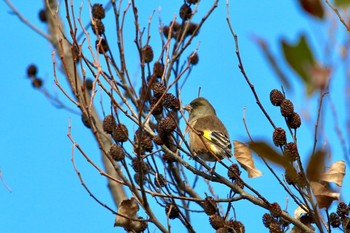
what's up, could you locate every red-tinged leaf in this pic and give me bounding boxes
[305,150,326,182]
[281,35,316,95]
[298,0,324,19]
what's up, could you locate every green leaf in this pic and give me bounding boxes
[334,0,350,7]
[281,35,316,95]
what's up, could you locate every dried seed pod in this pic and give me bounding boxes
[287,112,301,129]
[262,213,274,228]
[227,164,241,180]
[337,202,349,218]
[102,115,116,134]
[227,220,245,233]
[27,64,38,77]
[189,52,199,65]
[216,227,229,233]
[203,196,217,215]
[95,38,109,54]
[272,127,286,147]
[270,89,284,106]
[38,9,47,23]
[329,212,341,228]
[134,129,153,153]
[109,144,125,161]
[150,97,163,115]
[186,0,200,4]
[209,214,225,230]
[162,153,177,163]
[158,115,177,135]
[92,3,105,19]
[269,202,282,217]
[165,203,179,219]
[162,93,180,110]
[131,157,150,174]
[113,124,129,142]
[153,134,164,145]
[185,23,199,37]
[179,4,192,21]
[154,174,167,188]
[284,142,299,161]
[284,167,299,185]
[32,77,43,88]
[142,45,154,63]
[152,82,166,98]
[134,173,147,186]
[280,99,294,117]
[91,18,105,35]
[153,61,164,77]
[269,222,282,233]
[85,78,93,91]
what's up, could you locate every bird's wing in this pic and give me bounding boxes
[193,116,232,157]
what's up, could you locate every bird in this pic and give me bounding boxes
[183,97,232,162]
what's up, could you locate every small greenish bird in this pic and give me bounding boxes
[184,97,232,162]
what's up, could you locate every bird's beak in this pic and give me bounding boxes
[183,104,192,112]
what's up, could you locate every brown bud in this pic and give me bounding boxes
[109,144,125,161]
[113,124,129,142]
[32,77,43,88]
[153,61,164,77]
[131,157,150,174]
[273,127,286,147]
[165,204,179,219]
[179,4,192,21]
[189,52,199,65]
[27,64,38,77]
[150,97,163,115]
[270,89,284,106]
[92,3,105,19]
[142,45,154,63]
[280,99,294,117]
[203,196,217,215]
[85,78,93,91]
[38,9,47,23]
[209,214,225,230]
[91,18,105,35]
[102,114,116,134]
[95,38,109,54]
[186,0,200,4]
[287,112,301,129]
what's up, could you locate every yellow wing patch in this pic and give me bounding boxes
[202,130,212,141]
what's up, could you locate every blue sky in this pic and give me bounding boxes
[1,1,348,232]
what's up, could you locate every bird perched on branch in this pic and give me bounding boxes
[184,97,232,162]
